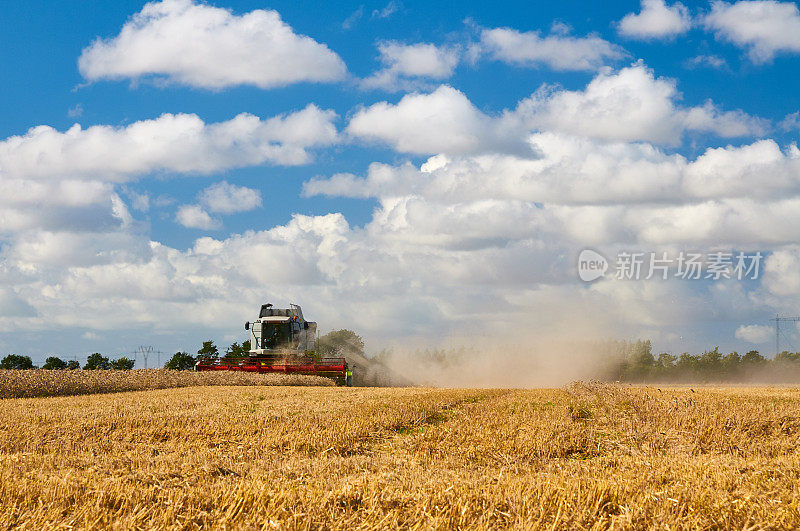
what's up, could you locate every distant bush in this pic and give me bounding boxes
[110,357,135,370]
[599,340,800,382]
[197,341,219,359]
[165,351,196,371]
[42,357,68,370]
[318,330,365,356]
[84,353,111,370]
[1,354,34,370]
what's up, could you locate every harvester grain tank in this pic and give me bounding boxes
[194,303,352,386]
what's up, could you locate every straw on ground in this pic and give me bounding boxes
[0,382,798,528]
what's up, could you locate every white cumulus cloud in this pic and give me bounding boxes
[78,0,347,89]
[0,48,790,359]
[704,0,800,63]
[361,41,460,91]
[780,111,800,132]
[346,85,529,155]
[199,181,262,214]
[175,205,220,230]
[346,64,767,154]
[618,0,691,40]
[478,27,626,71]
[517,63,768,145]
[0,105,338,181]
[735,324,773,343]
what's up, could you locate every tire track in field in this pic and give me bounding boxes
[330,390,511,457]
[362,390,514,457]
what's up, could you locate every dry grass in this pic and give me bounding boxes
[0,369,332,398]
[1,383,799,528]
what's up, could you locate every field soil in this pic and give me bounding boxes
[1,383,799,528]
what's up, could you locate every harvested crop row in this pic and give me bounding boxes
[0,369,332,398]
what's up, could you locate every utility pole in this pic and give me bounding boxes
[136,346,166,369]
[769,315,800,357]
[137,345,154,369]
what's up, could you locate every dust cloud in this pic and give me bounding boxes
[352,304,626,388]
[373,338,616,388]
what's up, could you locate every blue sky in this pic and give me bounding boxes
[2,0,800,366]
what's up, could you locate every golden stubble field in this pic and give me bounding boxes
[1,382,799,529]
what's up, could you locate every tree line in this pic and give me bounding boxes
[164,331,365,369]
[0,353,135,370]
[0,329,365,371]
[372,341,800,384]
[599,339,800,382]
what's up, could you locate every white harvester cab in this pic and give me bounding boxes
[245,303,317,355]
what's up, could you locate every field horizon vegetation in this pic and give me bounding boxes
[6,332,800,386]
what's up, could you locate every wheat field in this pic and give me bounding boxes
[0,369,332,398]
[1,382,799,528]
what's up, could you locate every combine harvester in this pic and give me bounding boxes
[195,303,352,386]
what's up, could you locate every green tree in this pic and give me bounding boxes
[676,352,698,376]
[656,352,677,369]
[629,340,655,379]
[66,360,80,370]
[654,352,677,378]
[742,350,766,365]
[197,340,219,359]
[722,351,742,376]
[1,354,35,370]
[83,353,111,370]
[42,356,68,370]
[775,351,800,363]
[317,329,365,356]
[110,357,135,370]
[165,351,196,370]
[225,341,251,358]
[698,347,723,379]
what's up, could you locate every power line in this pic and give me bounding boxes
[137,346,153,369]
[770,315,800,357]
[135,346,167,369]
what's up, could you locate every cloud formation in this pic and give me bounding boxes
[78,0,347,89]
[174,181,262,230]
[346,85,530,155]
[478,27,626,71]
[735,324,773,343]
[175,205,220,230]
[199,181,262,214]
[346,64,767,155]
[517,64,767,144]
[0,105,338,181]
[618,0,691,40]
[1,17,790,359]
[360,41,460,91]
[704,0,800,63]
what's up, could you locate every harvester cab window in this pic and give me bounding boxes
[259,306,288,318]
[261,322,291,349]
